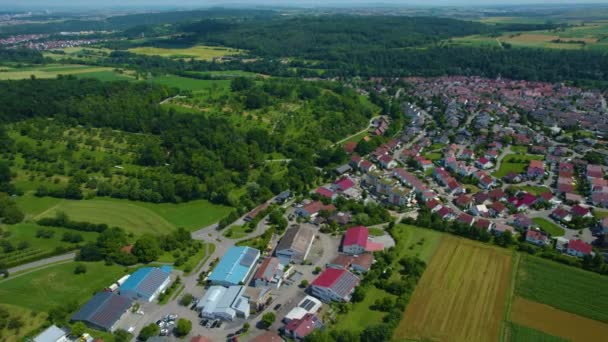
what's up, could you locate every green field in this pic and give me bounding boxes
[368,227,385,236]
[0,304,48,342]
[532,218,565,237]
[512,185,552,196]
[391,224,443,262]
[0,261,126,311]
[223,225,250,239]
[149,75,231,92]
[0,64,130,80]
[332,286,396,333]
[423,152,442,161]
[505,322,568,342]
[128,45,242,61]
[515,255,608,322]
[17,195,233,234]
[493,154,544,178]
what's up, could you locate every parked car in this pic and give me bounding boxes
[274,303,282,310]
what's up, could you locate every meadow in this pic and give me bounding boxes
[128,45,242,61]
[0,261,126,311]
[19,195,233,234]
[510,297,608,341]
[515,255,608,322]
[149,75,231,92]
[505,322,568,342]
[493,154,544,178]
[532,218,565,237]
[0,64,131,81]
[0,304,47,342]
[395,236,513,341]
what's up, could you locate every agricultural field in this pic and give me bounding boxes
[0,261,126,311]
[128,45,242,61]
[20,195,232,235]
[515,255,608,322]
[43,47,113,62]
[493,154,544,178]
[532,218,565,237]
[149,75,231,92]
[450,22,608,51]
[504,322,568,342]
[510,297,608,341]
[0,222,98,267]
[395,236,512,342]
[0,64,132,81]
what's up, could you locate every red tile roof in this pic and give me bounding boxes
[343,141,357,154]
[571,205,590,217]
[335,177,354,191]
[285,313,321,338]
[343,226,368,247]
[568,239,592,255]
[315,187,335,198]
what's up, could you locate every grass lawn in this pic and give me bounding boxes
[505,322,568,342]
[594,210,608,219]
[493,154,544,178]
[223,225,251,239]
[343,130,368,144]
[148,75,231,92]
[515,255,608,322]
[391,224,443,262]
[423,152,442,161]
[18,195,233,234]
[0,64,120,80]
[510,146,529,154]
[332,286,396,333]
[532,218,564,237]
[512,185,552,196]
[0,261,127,312]
[128,45,242,61]
[74,70,133,81]
[0,304,47,342]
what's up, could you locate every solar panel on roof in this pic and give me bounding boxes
[240,248,257,267]
[300,299,316,311]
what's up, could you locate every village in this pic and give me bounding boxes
[32,75,608,342]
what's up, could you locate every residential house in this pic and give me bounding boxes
[427,198,443,212]
[489,202,507,218]
[488,189,507,202]
[275,225,315,264]
[333,177,355,192]
[283,313,324,340]
[471,204,489,217]
[571,205,593,218]
[457,213,475,227]
[566,239,593,258]
[359,160,376,173]
[315,187,336,200]
[437,207,456,221]
[511,214,534,231]
[342,226,383,255]
[296,201,336,218]
[527,160,545,179]
[551,207,572,223]
[475,157,493,170]
[492,223,516,236]
[475,219,493,231]
[379,155,398,169]
[526,230,548,246]
[454,194,472,209]
[309,268,360,302]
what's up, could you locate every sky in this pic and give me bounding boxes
[3,0,608,10]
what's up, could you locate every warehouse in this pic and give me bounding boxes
[208,246,260,286]
[119,266,172,302]
[196,285,251,321]
[275,224,315,264]
[71,292,132,332]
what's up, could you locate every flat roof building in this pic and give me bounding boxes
[208,246,260,286]
[71,292,132,332]
[253,257,284,289]
[275,225,315,264]
[196,286,250,321]
[33,325,68,342]
[119,266,172,302]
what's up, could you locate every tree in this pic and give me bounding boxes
[174,318,192,337]
[261,312,276,329]
[74,264,87,274]
[313,266,322,274]
[70,321,87,337]
[299,279,309,288]
[179,293,194,306]
[243,322,250,332]
[113,329,131,342]
[360,324,392,342]
[7,317,23,331]
[138,323,160,341]
[132,234,161,263]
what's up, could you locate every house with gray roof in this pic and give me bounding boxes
[196,286,250,321]
[71,292,132,332]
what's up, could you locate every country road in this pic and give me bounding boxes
[6,252,76,276]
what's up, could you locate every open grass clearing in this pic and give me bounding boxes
[223,225,251,239]
[22,195,232,235]
[505,321,568,342]
[391,224,443,263]
[0,222,98,256]
[532,218,565,237]
[510,297,608,341]
[332,286,396,333]
[512,185,552,196]
[515,255,608,322]
[0,261,127,312]
[368,227,385,236]
[493,154,544,178]
[148,75,231,92]
[594,209,608,219]
[0,64,124,80]
[128,45,242,61]
[395,236,512,342]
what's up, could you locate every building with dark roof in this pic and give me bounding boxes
[310,268,359,302]
[71,292,132,332]
[253,257,283,288]
[275,225,315,264]
[119,266,172,302]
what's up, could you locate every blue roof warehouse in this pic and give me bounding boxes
[208,246,260,286]
[71,292,133,332]
[119,266,172,302]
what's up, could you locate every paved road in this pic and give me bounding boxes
[334,115,383,146]
[7,252,75,275]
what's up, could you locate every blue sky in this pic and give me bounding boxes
[3,0,608,9]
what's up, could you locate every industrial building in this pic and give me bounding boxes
[71,292,133,332]
[284,296,323,322]
[119,266,172,302]
[310,268,360,303]
[275,224,315,264]
[208,246,260,286]
[252,257,284,289]
[196,285,251,321]
[33,325,68,342]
